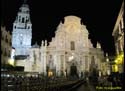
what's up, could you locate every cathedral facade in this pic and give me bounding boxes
[12,3,104,77]
[25,16,104,77]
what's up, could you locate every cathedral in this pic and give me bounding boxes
[11,2,104,77]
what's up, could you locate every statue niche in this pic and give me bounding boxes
[47,55,56,77]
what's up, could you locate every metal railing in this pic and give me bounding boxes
[1,72,83,91]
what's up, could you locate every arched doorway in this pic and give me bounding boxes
[70,63,79,79]
[47,66,56,77]
[66,52,79,78]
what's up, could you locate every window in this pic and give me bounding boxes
[70,41,75,50]
[22,17,25,23]
[26,16,29,23]
[91,56,95,65]
[33,51,36,64]
[50,55,52,59]
[14,26,16,29]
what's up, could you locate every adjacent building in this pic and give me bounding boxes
[112,1,124,73]
[1,26,12,65]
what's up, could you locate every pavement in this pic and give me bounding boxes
[70,82,96,91]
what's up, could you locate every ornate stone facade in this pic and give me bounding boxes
[25,16,104,77]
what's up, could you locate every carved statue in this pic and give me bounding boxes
[45,40,47,46]
[41,40,44,46]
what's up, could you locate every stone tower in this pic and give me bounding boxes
[12,2,32,56]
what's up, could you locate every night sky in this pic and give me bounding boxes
[1,0,123,56]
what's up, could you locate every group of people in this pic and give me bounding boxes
[84,72,123,87]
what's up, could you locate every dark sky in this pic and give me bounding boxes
[1,0,123,56]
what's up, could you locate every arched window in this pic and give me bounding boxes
[22,17,25,23]
[14,26,16,29]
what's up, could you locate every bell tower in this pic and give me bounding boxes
[12,1,32,56]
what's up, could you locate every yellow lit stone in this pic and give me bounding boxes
[112,65,118,72]
[8,58,15,66]
[48,71,53,77]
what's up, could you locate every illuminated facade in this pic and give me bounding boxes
[11,3,32,56]
[12,3,105,76]
[1,26,12,65]
[25,16,104,77]
[112,1,124,73]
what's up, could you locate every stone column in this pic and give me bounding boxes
[82,56,85,72]
[40,53,44,74]
[64,54,66,77]
[43,45,47,76]
[40,40,47,76]
[78,54,81,77]
[40,41,44,74]
[56,54,61,76]
[54,54,58,76]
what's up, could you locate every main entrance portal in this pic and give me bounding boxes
[70,63,78,76]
